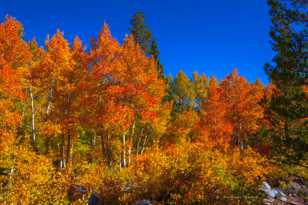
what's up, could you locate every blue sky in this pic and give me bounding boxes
[0,0,273,83]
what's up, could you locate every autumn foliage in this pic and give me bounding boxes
[0,16,285,204]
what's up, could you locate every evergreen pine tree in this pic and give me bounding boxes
[129,11,152,54]
[265,0,308,165]
[129,11,164,78]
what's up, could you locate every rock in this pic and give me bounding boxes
[261,181,286,198]
[301,185,308,196]
[68,184,87,202]
[288,196,304,205]
[278,194,288,202]
[88,192,103,205]
[133,199,152,205]
[261,180,307,205]
[290,182,302,193]
[263,197,275,205]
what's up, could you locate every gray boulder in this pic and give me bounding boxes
[133,199,152,205]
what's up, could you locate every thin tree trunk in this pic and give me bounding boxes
[127,123,135,166]
[45,87,53,119]
[128,146,132,166]
[92,132,96,147]
[121,133,127,168]
[141,135,148,154]
[61,136,66,169]
[57,143,61,168]
[29,86,36,150]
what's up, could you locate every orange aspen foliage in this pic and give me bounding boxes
[89,25,167,135]
[0,16,31,68]
[198,77,232,149]
[86,25,169,166]
[0,60,24,153]
[119,35,166,125]
[26,39,64,146]
[87,24,131,141]
[0,17,31,153]
[220,69,264,149]
[46,32,88,166]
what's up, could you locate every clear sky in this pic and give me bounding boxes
[0,0,273,83]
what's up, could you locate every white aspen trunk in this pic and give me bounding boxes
[128,146,132,166]
[29,86,36,147]
[61,136,66,169]
[8,157,16,189]
[128,123,135,166]
[122,133,126,168]
[92,133,96,147]
[45,87,53,119]
[46,102,51,116]
[131,123,136,136]
[141,135,148,154]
